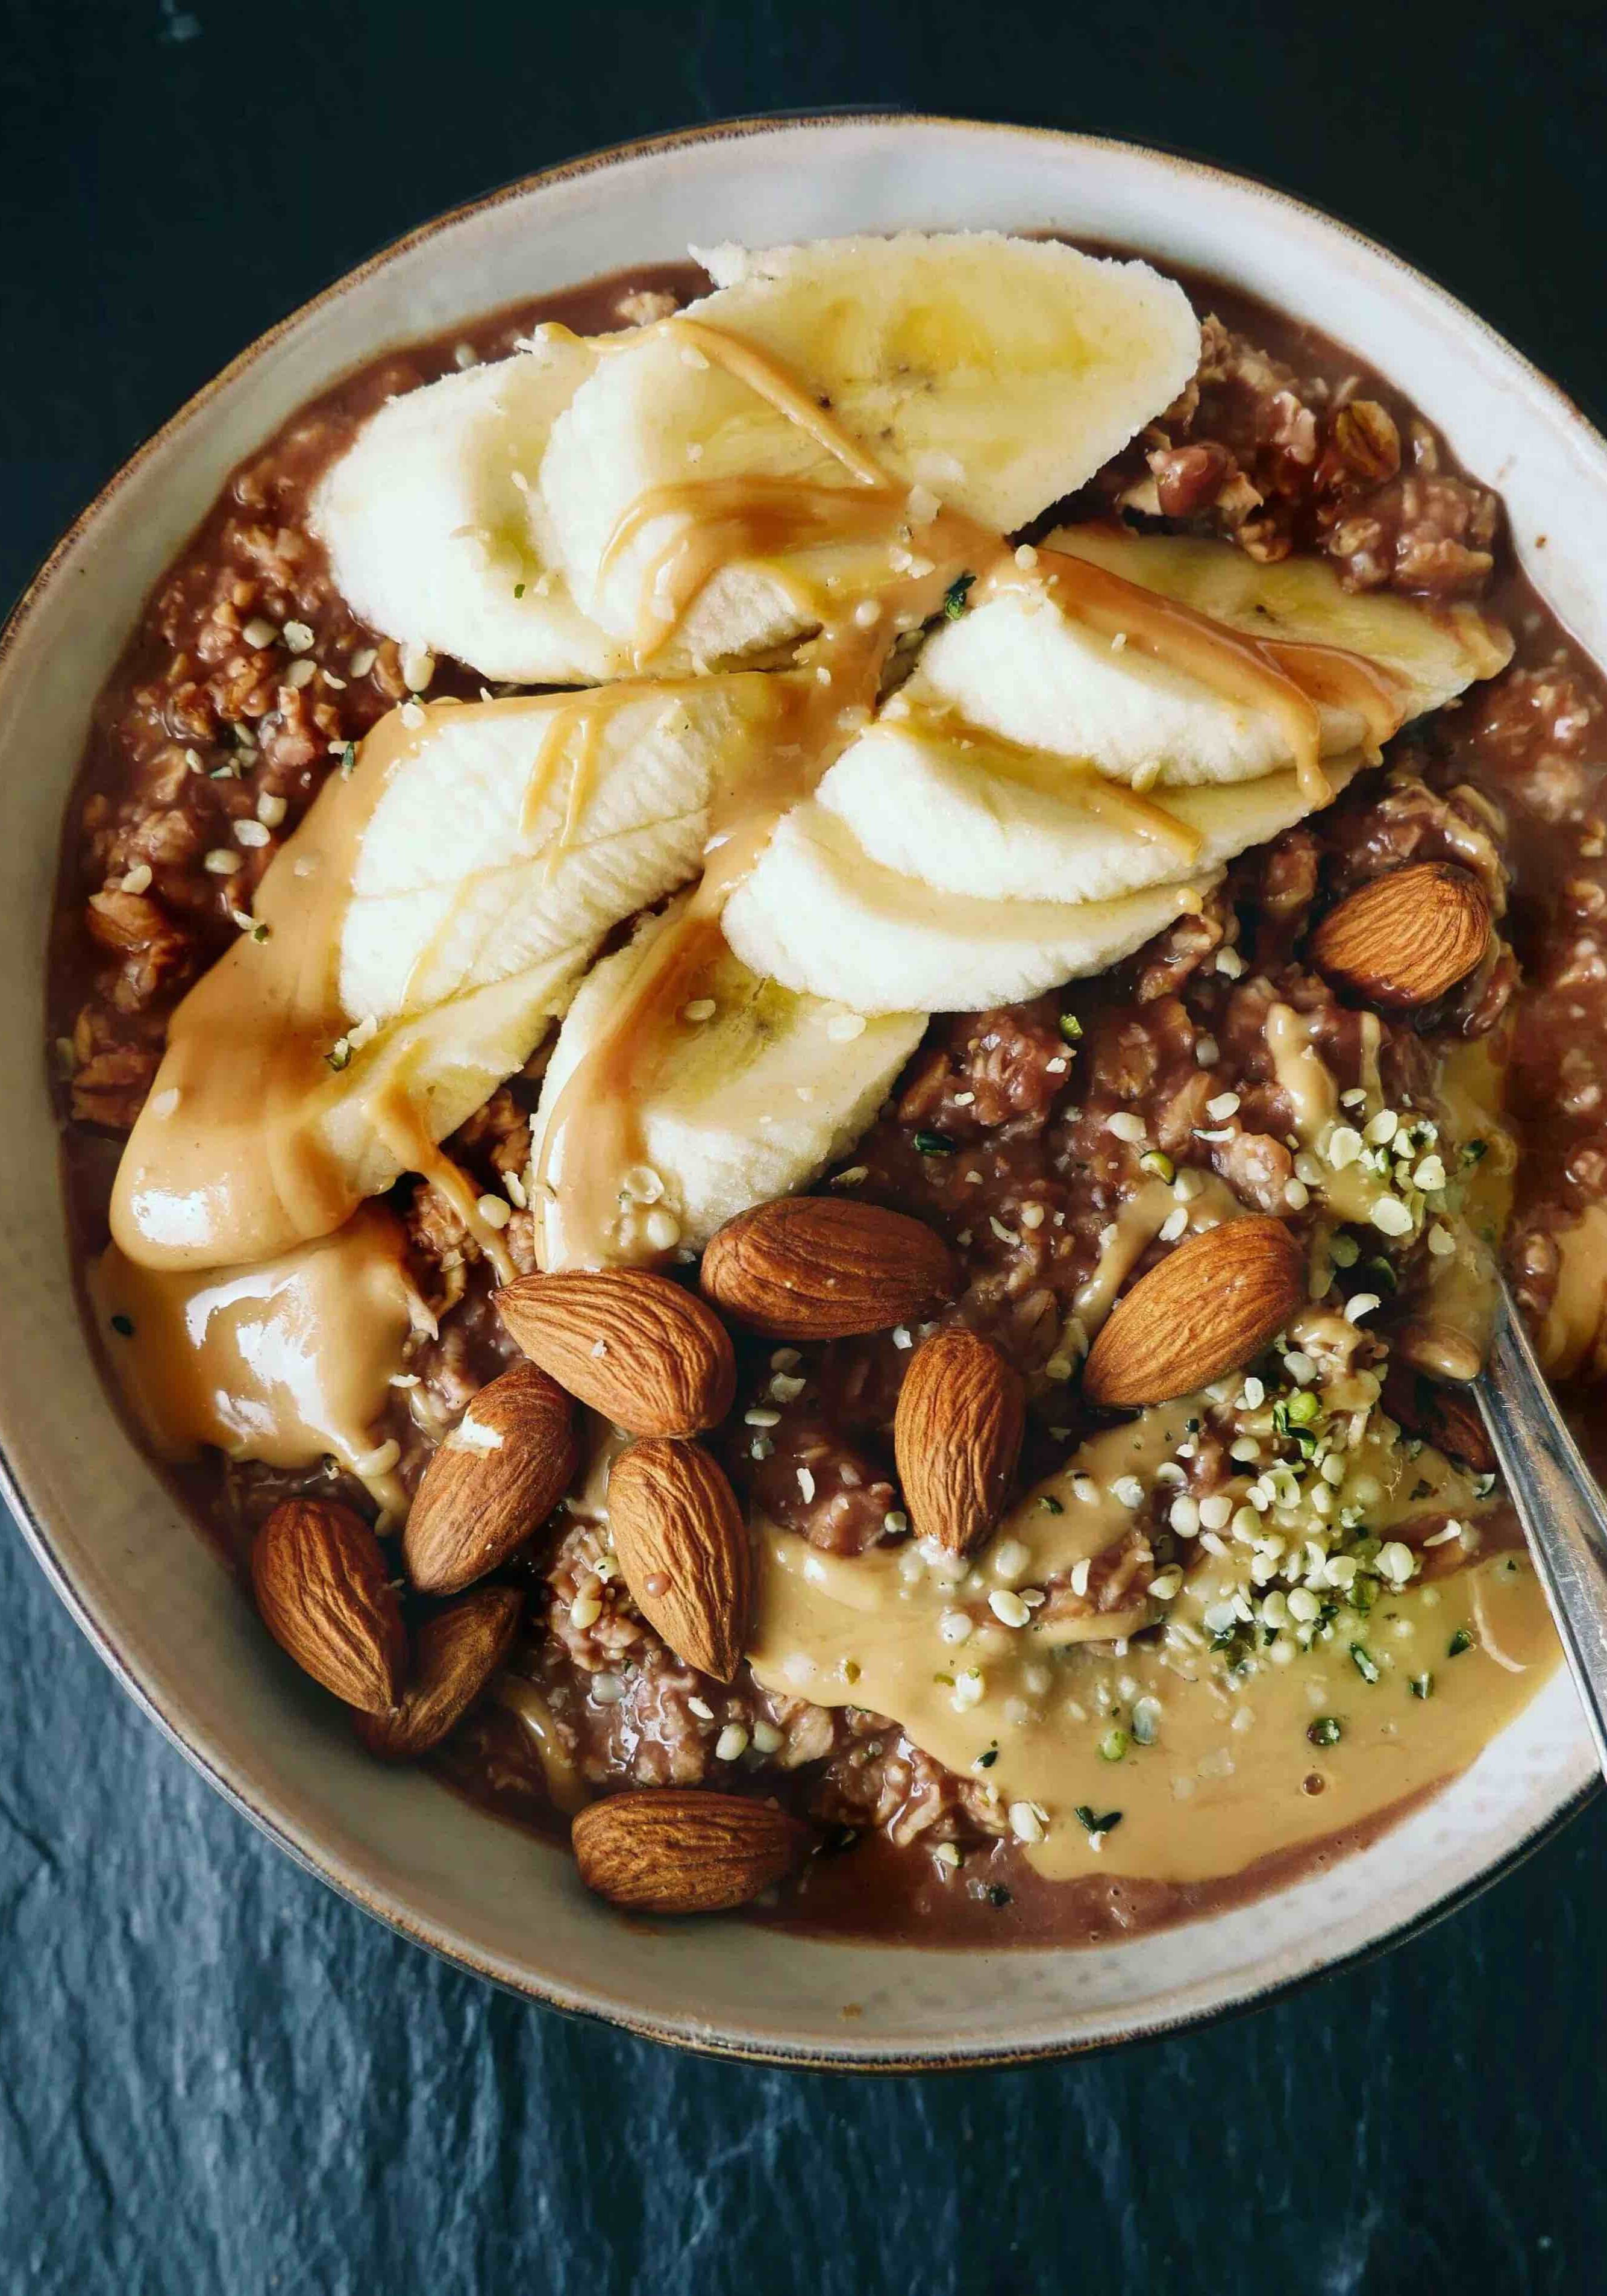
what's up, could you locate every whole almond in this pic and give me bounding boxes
[608,1438,751,1680]
[1083,1216,1306,1407]
[251,1497,407,1715]
[1382,1362,1496,1475]
[1311,862,1490,1009]
[572,1789,809,1913]
[894,1327,1026,1557]
[354,1586,523,1760]
[404,1359,577,1595]
[496,1268,735,1436]
[700,1196,956,1340]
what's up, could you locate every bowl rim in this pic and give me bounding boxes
[5,109,1600,2072]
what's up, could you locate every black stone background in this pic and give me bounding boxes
[4,2,1607,2288]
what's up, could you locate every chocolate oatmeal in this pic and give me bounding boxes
[48,234,1605,1942]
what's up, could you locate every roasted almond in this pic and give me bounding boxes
[894,1327,1025,1557]
[354,1586,523,1760]
[700,1196,956,1340]
[496,1268,735,1436]
[251,1497,407,1715]
[1083,1216,1306,1407]
[1383,1362,1496,1474]
[1311,862,1490,1009]
[572,1789,809,1914]
[403,1359,576,1595]
[607,1437,751,1680]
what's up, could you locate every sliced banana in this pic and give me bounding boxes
[722,801,1215,1013]
[1046,524,1514,710]
[531,904,925,1268]
[539,329,885,671]
[311,336,635,686]
[766,527,1512,959]
[692,237,1200,534]
[112,679,783,1272]
[540,233,1199,665]
[340,681,779,1019]
[818,719,1359,906]
[909,588,1305,790]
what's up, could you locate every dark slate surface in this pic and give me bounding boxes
[5,4,1607,2288]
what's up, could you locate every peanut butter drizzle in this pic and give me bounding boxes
[663,318,892,486]
[489,1675,589,1813]
[1392,1040,1513,1384]
[1265,1001,1388,1229]
[368,1061,520,1287]
[517,683,694,851]
[111,689,654,1279]
[89,1204,420,1509]
[111,705,430,1272]
[1054,1171,1248,1368]
[1537,1203,1607,1380]
[521,696,604,844]
[603,477,901,666]
[1259,636,1404,759]
[749,1405,1557,1886]
[883,704,1204,863]
[982,547,1335,804]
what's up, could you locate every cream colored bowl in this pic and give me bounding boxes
[2,116,1595,2068]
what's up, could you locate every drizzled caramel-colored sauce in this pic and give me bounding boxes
[1054,1171,1247,1366]
[1537,1203,1607,1380]
[90,1204,421,1509]
[368,1063,520,1288]
[603,477,900,665]
[518,683,681,847]
[882,704,1206,863]
[490,1675,589,1813]
[1394,1042,1513,1383]
[108,699,518,1274]
[980,549,1334,803]
[1259,636,1404,760]
[749,1403,1552,1885]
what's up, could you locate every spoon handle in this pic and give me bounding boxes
[1478,1277,1607,1772]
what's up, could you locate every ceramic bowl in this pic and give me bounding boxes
[2,115,1596,2068]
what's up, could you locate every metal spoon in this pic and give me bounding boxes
[1477,1271,1607,1770]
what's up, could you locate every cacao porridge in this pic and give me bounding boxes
[47,230,1607,1943]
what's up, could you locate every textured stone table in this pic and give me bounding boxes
[5,5,1607,2288]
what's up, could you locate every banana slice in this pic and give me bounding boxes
[531,904,925,1268]
[818,718,1360,906]
[692,236,1198,530]
[311,336,635,686]
[722,802,1215,1014]
[914,581,1365,792]
[1046,524,1515,707]
[805,528,1511,919]
[340,681,780,1019]
[112,679,783,1272]
[541,234,1199,664]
